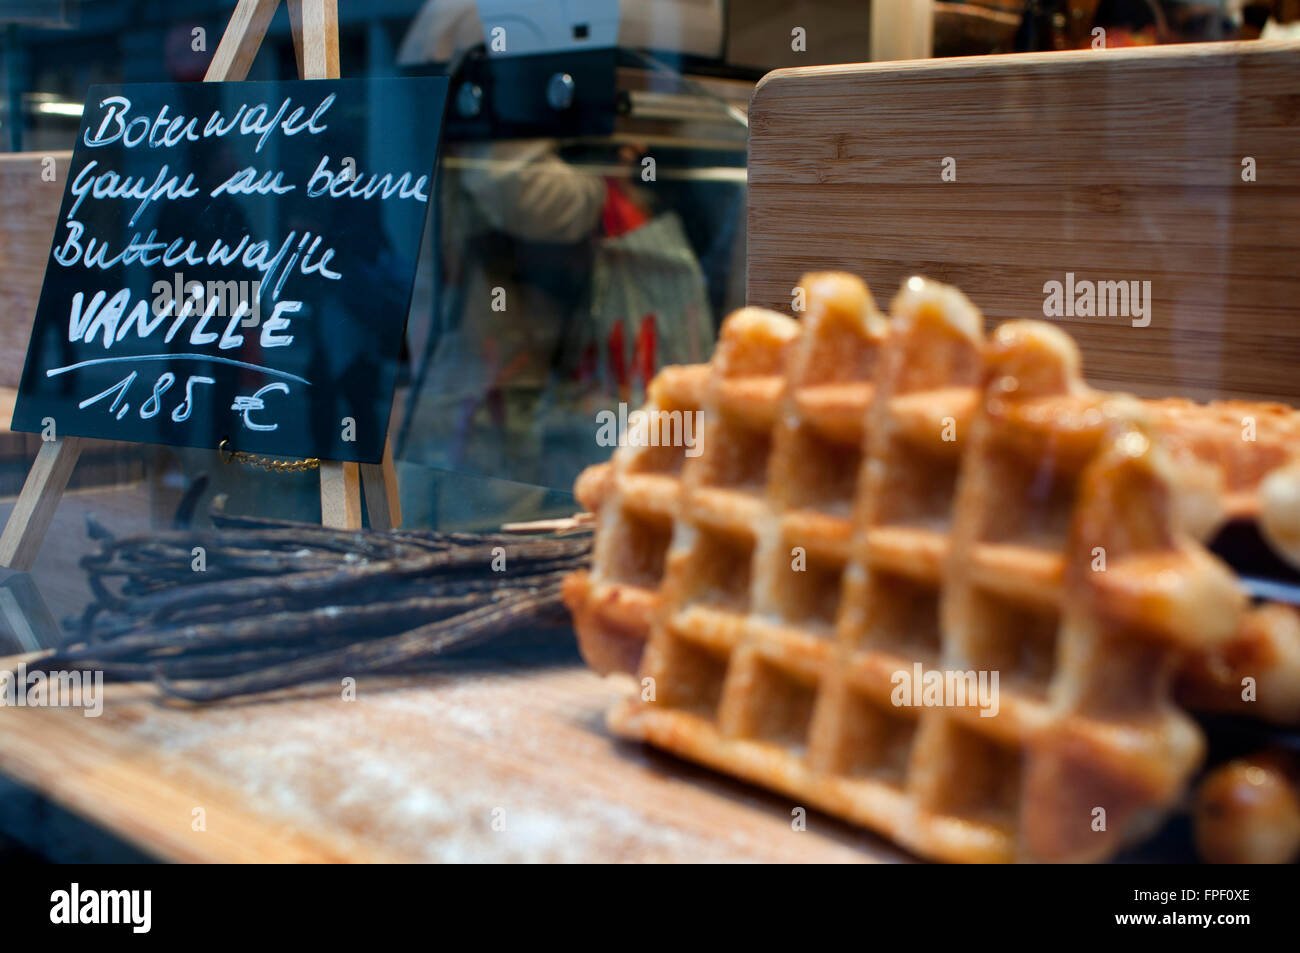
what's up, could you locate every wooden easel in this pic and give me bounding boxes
[0,0,401,572]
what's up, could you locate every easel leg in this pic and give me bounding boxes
[360,437,402,531]
[0,568,61,652]
[0,436,83,571]
[319,460,361,529]
[287,0,340,79]
[300,0,368,532]
[204,0,281,82]
[287,0,304,77]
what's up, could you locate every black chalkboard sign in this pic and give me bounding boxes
[11,77,448,464]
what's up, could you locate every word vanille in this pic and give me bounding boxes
[1042,272,1151,327]
[595,402,703,457]
[890,663,999,717]
[0,663,103,717]
[50,883,151,934]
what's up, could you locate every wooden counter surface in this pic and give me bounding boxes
[0,659,908,863]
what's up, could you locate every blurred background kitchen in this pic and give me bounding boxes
[2,0,1297,507]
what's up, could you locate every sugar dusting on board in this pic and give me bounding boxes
[112,665,808,862]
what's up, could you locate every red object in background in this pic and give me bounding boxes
[598,180,657,401]
[602,179,650,238]
[607,314,659,402]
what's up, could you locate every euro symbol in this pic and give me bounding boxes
[231,381,290,432]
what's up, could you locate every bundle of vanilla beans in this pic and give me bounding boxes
[41,513,590,703]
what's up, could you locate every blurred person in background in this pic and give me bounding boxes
[396,0,712,499]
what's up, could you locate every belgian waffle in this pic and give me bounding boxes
[563,273,1299,862]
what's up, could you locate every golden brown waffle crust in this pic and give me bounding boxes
[564,272,1300,863]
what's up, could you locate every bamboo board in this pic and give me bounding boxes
[746,40,1300,403]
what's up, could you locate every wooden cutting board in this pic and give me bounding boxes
[0,661,909,863]
[746,40,1300,404]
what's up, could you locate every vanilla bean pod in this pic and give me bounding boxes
[167,564,582,622]
[179,563,582,610]
[71,610,151,644]
[140,552,359,576]
[78,566,579,648]
[87,540,412,581]
[156,588,566,702]
[131,551,579,616]
[192,525,421,558]
[397,529,578,548]
[70,659,157,681]
[128,553,437,616]
[86,536,408,574]
[122,538,589,619]
[210,513,458,555]
[59,565,577,661]
[67,645,331,682]
[68,519,590,702]
[83,528,583,592]
[54,586,543,662]
[211,510,593,554]
[84,569,127,611]
[149,644,341,679]
[101,594,315,631]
